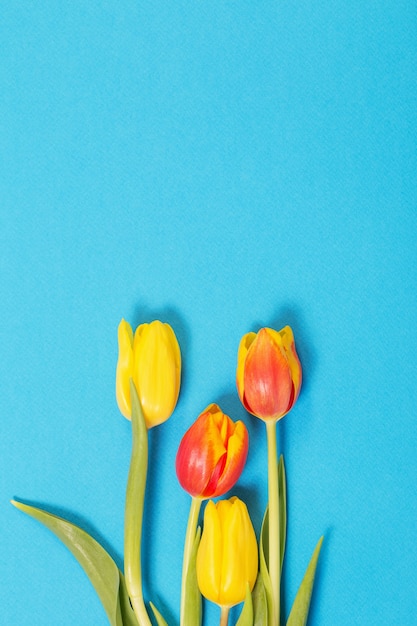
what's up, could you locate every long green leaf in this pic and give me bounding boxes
[278,455,287,573]
[286,537,323,626]
[252,572,268,626]
[259,507,273,623]
[183,526,202,626]
[119,573,140,626]
[236,583,253,626]
[124,381,152,626]
[150,602,169,626]
[11,500,125,626]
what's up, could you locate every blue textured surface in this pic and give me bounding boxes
[1,2,417,625]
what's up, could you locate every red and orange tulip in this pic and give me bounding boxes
[236,325,302,422]
[175,404,248,499]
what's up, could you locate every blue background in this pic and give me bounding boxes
[1,1,416,625]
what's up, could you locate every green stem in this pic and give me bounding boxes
[180,496,202,625]
[220,606,230,626]
[124,382,152,626]
[266,419,280,626]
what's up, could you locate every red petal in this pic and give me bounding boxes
[243,328,293,420]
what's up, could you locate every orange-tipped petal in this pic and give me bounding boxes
[212,421,249,497]
[176,405,248,499]
[236,332,256,406]
[243,328,293,420]
[176,408,228,497]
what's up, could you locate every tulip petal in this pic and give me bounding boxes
[133,320,180,428]
[280,326,302,403]
[236,332,257,406]
[266,326,302,412]
[116,320,134,419]
[176,410,228,498]
[220,499,257,606]
[244,328,293,420]
[196,501,223,604]
[212,421,249,498]
[163,322,182,391]
[197,498,258,609]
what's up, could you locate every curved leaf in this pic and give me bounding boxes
[150,602,169,626]
[286,537,323,626]
[236,583,254,626]
[252,573,268,626]
[183,526,202,626]
[124,381,152,625]
[119,572,140,626]
[278,455,287,573]
[259,507,273,623]
[12,500,125,626]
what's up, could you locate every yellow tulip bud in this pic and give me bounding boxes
[116,319,181,428]
[196,497,258,608]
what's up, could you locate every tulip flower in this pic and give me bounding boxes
[176,404,248,626]
[116,319,181,429]
[196,497,258,625]
[236,325,302,422]
[176,404,248,499]
[236,325,302,626]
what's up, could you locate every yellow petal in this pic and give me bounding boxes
[197,501,223,604]
[115,320,134,419]
[236,332,256,402]
[163,322,182,391]
[279,325,302,397]
[219,499,247,606]
[133,320,180,428]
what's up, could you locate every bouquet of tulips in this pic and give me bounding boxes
[13,319,323,626]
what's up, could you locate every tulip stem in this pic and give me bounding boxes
[220,606,230,626]
[266,419,280,626]
[180,496,202,625]
[124,382,152,626]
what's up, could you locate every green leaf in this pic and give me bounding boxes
[259,507,273,624]
[150,602,169,626]
[124,381,152,626]
[11,500,126,626]
[236,583,254,626]
[183,526,202,626]
[124,380,148,593]
[278,455,287,573]
[252,573,268,626]
[118,573,140,626]
[286,537,324,626]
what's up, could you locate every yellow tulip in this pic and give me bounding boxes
[116,319,181,428]
[196,497,258,608]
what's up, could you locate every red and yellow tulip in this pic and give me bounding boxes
[175,404,248,499]
[236,325,302,422]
